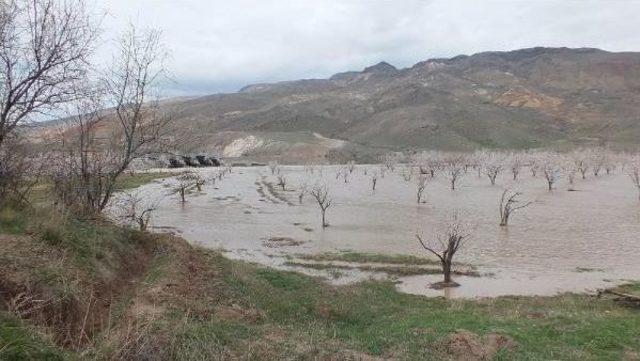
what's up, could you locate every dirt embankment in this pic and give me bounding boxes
[0,228,156,348]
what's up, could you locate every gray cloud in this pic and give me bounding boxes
[100,0,640,96]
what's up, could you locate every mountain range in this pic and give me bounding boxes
[75,47,640,163]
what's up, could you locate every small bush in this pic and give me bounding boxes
[0,207,27,234]
[40,226,64,246]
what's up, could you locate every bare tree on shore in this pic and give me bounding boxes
[309,184,332,228]
[416,211,473,287]
[116,191,160,231]
[52,24,170,215]
[0,0,98,149]
[0,0,98,206]
[499,189,533,226]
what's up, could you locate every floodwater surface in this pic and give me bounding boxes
[124,165,640,298]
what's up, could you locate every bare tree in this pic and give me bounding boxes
[172,172,196,203]
[627,155,640,202]
[297,182,307,204]
[347,160,356,174]
[52,24,169,215]
[276,174,287,191]
[539,154,562,191]
[509,152,524,180]
[444,153,466,191]
[416,174,428,203]
[370,170,378,191]
[0,0,98,149]
[482,153,504,185]
[0,135,38,206]
[401,165,413,182]
[268,160,279,175]
[603,151,617,175]
[414,150,441,178]
[416,211,473,286]
[194,172,205,191]
[572,150,590,180]
[499,189,533,226]
[591,148,605,177]
[309,183,332,228]
[563,160,578,186]
[383,152,402,171]
[116,191,159,231]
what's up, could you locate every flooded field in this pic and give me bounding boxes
[126,165,640,298]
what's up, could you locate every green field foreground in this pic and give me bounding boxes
[1,175,640,360]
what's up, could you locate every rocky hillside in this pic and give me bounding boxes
[62,47,640,163]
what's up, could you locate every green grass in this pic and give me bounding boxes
[215,257,640,360]
[0,314,65,361]
[0,207,28,234]
[114,172,175,191]
[294,251,440,266]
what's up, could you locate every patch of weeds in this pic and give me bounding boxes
[0,313,65,361]
[575,267,604,273]
[256,269,305,291]
[0,207,27,235]
[295,251,439,266]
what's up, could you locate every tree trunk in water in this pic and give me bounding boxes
[500,213,509,226]
[442,261,452,284]
[321,210,326,228]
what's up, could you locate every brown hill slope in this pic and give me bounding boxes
[47,47,640,163]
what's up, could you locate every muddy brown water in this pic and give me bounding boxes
[121,165,640,298]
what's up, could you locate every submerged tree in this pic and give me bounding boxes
[310,184,332,228]
[627,156,640,202]
[370,170,379,191]
[268,160,279,175]
[498,189,533,226]
[172,172,197,203]
[444,154,467,191]
[277,174,287,191]
[416,211,473,287]
[539,154,563,191]
[509,152,524,181]
[416,174,428,203]
[482,153,504,185]
[297,182,307,204]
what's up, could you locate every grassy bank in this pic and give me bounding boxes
[1,174,640,360]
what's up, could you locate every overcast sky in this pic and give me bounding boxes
[99,0,640,97]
